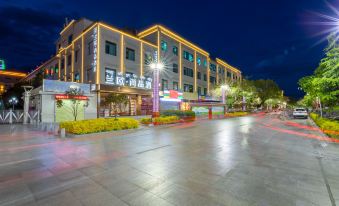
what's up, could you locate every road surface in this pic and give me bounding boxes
[0,112,338,206]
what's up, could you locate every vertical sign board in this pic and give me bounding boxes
[0,59,5,70]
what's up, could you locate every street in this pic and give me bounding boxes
[0,113,338,206]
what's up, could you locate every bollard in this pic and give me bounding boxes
[60,128,66,138]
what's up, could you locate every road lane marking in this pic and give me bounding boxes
[137,145,171,154]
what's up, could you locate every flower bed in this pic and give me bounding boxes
[60,118,139,135]
[140,116,179,125]
[161,110,196,118]
[224,111,248,117]
[310,113,339,138]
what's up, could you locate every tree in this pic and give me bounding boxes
[251,79,283,106]
[104,93,128,119]
[56,88,88,121]
[298,34,339,108]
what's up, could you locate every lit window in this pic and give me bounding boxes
[161,79,168,91]
[183,51,194,62]
[173,46,178,55]
[173,81,178,90]
[161,41,167,51]
[203,60,207,67]
[197,57,201,65]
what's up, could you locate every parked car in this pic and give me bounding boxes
[293,108,308,119]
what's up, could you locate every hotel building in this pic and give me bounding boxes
[24,18,242,116]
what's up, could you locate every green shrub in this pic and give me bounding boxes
[60,118,139,135]
[161,110,196,118]
[310,112,339,138]
[154,116,179,124]
[225,111,248,117]
[140,117,152,124]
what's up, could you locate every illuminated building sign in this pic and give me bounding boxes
[55,94,89,100]
[160,90,183,102]
[105,70,152,90]
[92,27,98,72]
[0,59,5,70]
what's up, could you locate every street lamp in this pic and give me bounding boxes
[9,97,18,110]
[150,51,164,118]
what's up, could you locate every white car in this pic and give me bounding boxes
[293,108,308,119]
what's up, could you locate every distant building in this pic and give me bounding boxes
[0,70,27,95]
[23,18,242,116]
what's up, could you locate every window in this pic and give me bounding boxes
[203,74,207,81]
[198,87,201,95]
[75,50,79,63]
[197,72,201,80]
[67,54,71,66]
[74,73,80,82]
[184,84,193,93]
[144,53,152,64]
[86,68,92,82]
[183,51,194,62]
[173,46,178,55]
[161,79,168,91]
[173,81,178,90]
[54,64,59,73]
[204,88,207,96]
[105,41,117,56]
[227,71,232,78]
[68,34,73,45]
[204,60,207,67]
[183,67,193,77]
[88,41,93,55]
[173,63,178,73]
[197,57,201,66]
[210,76,216,84]
[161,40,167,51]
[61,59,65,68]
[105,68,116,84]
[210,63,216,72]
[126,47,135,61]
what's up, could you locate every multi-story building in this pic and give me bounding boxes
[0,70,27,95]
[24,18,242,116]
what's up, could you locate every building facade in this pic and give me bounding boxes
[24,18,242,116]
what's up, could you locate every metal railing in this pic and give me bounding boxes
[0,110,40,124]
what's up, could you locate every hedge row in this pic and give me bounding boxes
[140,116,179,125]
[225,111,248,117]
[161,110,196,118]
[310,113,339,138]
[60,118,139,134]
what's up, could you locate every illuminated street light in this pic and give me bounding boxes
[8,97,18,110]
[150,51,164,118]
[221,84,230,104]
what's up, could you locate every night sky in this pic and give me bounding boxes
[0,0,336,98]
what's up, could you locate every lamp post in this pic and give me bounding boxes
[151,51,164,118]
[9,97,18,110]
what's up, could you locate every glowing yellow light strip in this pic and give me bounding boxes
[207,58,210,93]
[64,50,67,81]
[138,25,209,56]
[140,42,143,76]
[81,35,84,83]
[60,20,75,35]
[58,57,61,80]
[121,34,124,73]
[99,23,157,48]
[194,51,197,92]
[71,43,74,81]
[179,43,182,89]
[0,71,26,77]
[96,25,101,84]
[216,64,219,85]
[215,58,241,73]
[137,25,158,37]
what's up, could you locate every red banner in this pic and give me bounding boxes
[55,94,88,100]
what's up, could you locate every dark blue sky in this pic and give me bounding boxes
[0,0,336,98]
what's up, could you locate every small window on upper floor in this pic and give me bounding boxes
[204,60,207,67]
[126,47,135,61]
[105,41,117,56]
[75,50,79,63]
[88,41,93,55]
[197,57,201,66]
[173,46,178,55]
[161,40,167,52]
[173,63,178,73]
[68,34,73,45]
[67,54,71,66]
